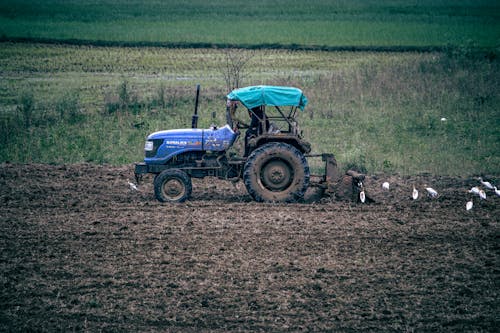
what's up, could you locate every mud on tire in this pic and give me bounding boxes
[154,169,192,203]
[243,142,309,202]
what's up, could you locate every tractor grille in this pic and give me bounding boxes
[145,139,163,158]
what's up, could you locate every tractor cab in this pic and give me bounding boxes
[226,86,311,156]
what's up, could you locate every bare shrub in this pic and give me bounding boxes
[218,48,254,92]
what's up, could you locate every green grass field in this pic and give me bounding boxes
[0,1,499,175]
[0,43,498,175]
[1,0,499,48]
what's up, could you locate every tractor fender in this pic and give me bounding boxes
[250,135,311,154]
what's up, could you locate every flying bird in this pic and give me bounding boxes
[466,200,473,211]
[382,182,390,190]
[425,187,438,198]
[128,181,139,191]
[412,186,418,200]
[478,177,494,190]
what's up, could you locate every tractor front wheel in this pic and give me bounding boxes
[154,169,192,203]
[243,142,309,202]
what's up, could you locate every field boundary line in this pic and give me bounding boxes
[0,36,457,53]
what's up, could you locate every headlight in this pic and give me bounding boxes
[144,140,154,151]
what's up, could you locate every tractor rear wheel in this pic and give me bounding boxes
[243,142,309,202]
[154,169,192,203]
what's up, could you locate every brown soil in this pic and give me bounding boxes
[0,163,498,332]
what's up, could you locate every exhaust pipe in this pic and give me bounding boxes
[191,84,200,129]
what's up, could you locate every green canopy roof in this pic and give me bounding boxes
[227,86,308,110]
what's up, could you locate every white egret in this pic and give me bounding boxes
[466,200,473,211]
[478,177,494,190]
[494,187,500,197]
[412,186,418,200]
[382,182,390,190]
[425,187,438,198]
[128,181,139,191]
[358,182,366,203]
[468,186,481,195]
[359,190,366,203]
[479,189,486,200]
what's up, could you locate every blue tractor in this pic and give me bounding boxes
[135,85,349,203]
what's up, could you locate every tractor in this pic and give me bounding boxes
[134,85,364,203]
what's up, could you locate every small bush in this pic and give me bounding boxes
[344,152,368,174]
[0,112,21,147]
[105,80,145,115]
[17,89,35,128]
[118,80,130,111]
[56,91,82,124]
[153,83,166,109]
[104,91,120,114]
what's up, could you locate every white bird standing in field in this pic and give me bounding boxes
[128,181,139,191]
[425,186,438,198]
[468,186,481,195]
[494,187,500,197]
[466,200,473,211]
[359,189,366,203]
[412,185,419,200]
[478,177,494,190]
[358,182,366,203]
[469,186,486,200]
[382,182,390,190]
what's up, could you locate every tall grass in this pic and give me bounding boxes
[301,53,500,174]
[0,43,498,175]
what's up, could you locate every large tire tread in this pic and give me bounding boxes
[154,169,192,203]
[243,142,309,202]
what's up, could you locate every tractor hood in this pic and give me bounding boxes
[227,85,308,110]
[148,128,203,142]
[145,125,238,164]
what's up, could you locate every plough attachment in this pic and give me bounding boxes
[307,154,369,202]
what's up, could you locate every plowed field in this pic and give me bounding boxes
[0,164,498,332]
